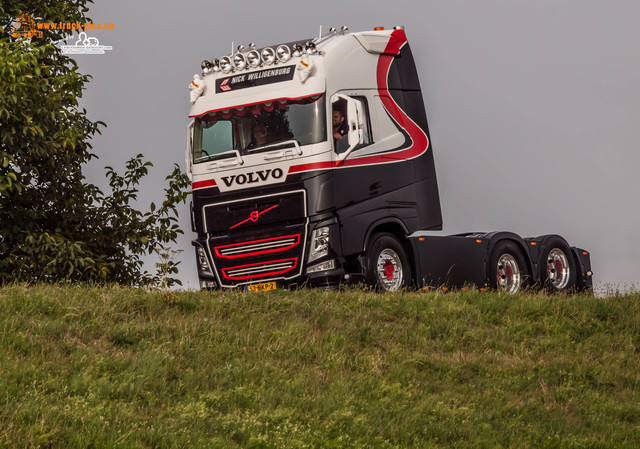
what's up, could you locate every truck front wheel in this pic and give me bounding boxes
[365,233,410,292]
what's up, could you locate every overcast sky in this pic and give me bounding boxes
[75,0,640,292]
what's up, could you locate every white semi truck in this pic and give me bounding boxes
[185,26,592,293]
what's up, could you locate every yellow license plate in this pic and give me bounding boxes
[245,282,276,292]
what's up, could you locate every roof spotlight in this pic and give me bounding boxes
[305,41,317,54]
[292,43,303,57]
[219,56,232,73]
[276,44,291,62]
[201,59,213,74]
[211,58,221,72]
[341,25,349,32]
[261,47,275,65]
[233,53,246,70]
[249,42,256,50]
[247,50,260,68]
[329,27,337,34]
[237,44,245,53]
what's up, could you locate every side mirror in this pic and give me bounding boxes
[185,120,194,181]
[331,94,364,163]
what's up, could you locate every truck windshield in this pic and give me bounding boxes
[193,94,326,164]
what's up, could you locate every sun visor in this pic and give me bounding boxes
[189,72,325,118]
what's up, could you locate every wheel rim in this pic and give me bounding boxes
[376,248,403,291]
[547,248,570,289]
[497,253,521,293]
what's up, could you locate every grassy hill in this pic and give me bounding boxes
[1,285,639,448]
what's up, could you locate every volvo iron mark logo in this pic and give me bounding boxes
[220,168,284,188]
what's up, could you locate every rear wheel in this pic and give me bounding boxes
[538,237,577,292]
[489,240,530,293]
[365,233,410,292]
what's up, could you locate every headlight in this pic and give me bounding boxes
[261,47,275,65]
[276,44,291,63]
[247,50,260,68]
[233,53,246,70]
[308,226,330,263]
[201,59,212,74]
[196,246,213,275]
[219,56,232,73]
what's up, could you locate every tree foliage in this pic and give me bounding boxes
[0,2,190,286]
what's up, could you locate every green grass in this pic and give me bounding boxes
[1,285,639,448]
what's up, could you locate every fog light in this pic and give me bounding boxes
[308,226,329,263]
[307,259,336,274]
[199,279,217,290]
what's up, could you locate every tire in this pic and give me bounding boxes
[538,236,577,292]
[365,233,411,292]
[489,240,530,293]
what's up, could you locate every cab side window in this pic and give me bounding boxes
[351,96,373,148]
[331,94,373,154]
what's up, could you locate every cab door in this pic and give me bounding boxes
[330,91,419,256]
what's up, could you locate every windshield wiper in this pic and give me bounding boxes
[196,148,244,165]
[246,139,302,156]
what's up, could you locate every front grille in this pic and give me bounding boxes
[203,190,306,233]
[214,234,300,259]
[204,190,307,287]
[222,258,298,281]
